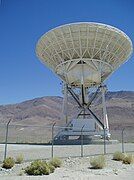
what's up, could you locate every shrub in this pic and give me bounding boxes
[90,155,106,169]
[47,163,55,173]
[24,160,50,175]
[16,154,24,164]
[113,151,125,161]
[122,154,134,164]
[49,157,62,168]
[2,157,15,169]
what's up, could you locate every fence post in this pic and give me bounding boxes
[103,128,106,155]
[81,125,85,157]
[51,122,56,159]
[4,119,11,160]
[122,128,125,153]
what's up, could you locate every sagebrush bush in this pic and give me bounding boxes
[24,160,51,175]
[49,157,62,168]
[113,151,125,161]
[2,157,15,169]
[16,154,24,164]
[47,163,55,173]
[90,155,106,169]
[122,154,134,164]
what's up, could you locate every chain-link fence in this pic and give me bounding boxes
[0,122,133,162]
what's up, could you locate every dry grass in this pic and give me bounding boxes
[24,160,51,175]
[90,155,106,169]
[113,151,125,161]
[49,157,62,168]
[2,157,15,169]
[15,154,24,164]
[122,154,134,164]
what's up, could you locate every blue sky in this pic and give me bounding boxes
[0,0,133,105]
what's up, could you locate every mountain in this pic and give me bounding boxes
[93,91,134,129]
[0,91,134,143]
[0,91,134,129]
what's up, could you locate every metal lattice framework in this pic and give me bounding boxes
[36,22,133,88]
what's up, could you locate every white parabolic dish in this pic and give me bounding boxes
[36,22,133,88]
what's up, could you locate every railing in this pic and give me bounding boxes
[0,123,133,162]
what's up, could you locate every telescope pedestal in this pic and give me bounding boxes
[56,84,110,143]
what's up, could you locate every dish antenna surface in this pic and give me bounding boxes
[36,22,133,143]
[36,22,133,88]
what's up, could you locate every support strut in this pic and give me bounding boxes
[81,84,86,106]
[86,86,100,108]
[67,85,104,130]
[87,107,104,129]
[101,85,109,131]
[67,86,82,108]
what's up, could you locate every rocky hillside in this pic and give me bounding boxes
[0,91,134,130]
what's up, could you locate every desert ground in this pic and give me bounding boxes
[0,143,133,179]
[0,155,134,180]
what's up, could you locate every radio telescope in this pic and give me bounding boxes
[36,22,133,142]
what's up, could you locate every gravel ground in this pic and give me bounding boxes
[0,155,134,180]
[0,143,133,179]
